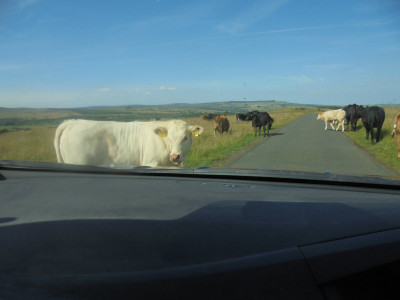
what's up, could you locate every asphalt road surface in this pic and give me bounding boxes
[226,114,398,177]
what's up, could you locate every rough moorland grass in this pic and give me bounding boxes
[0,127,57,162]
[344,106,400,175]
[0,107,315,167]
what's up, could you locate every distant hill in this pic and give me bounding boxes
[74,100,315,115]
[0,100,328,128]
[160,100,309,113]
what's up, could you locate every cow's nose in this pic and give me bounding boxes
[170,154,181,161]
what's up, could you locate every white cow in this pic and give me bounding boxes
[54,119,204,167]
[317,109,346,132]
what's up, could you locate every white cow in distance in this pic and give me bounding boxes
[317,109,346,132]
[54,119,204,167]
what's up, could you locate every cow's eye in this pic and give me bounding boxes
[183,136,188,141]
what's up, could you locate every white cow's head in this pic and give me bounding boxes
[154,120,204,166]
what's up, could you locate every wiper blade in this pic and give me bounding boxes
[193,168,400,190]
[0,160,194,175]
[1,160,399,190]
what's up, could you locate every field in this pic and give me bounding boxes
[0,106,316,167]
[344,106,400,175]
[2,104,398,173]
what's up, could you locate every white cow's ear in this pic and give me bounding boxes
[189,125,204,137]
[154,127,168,138]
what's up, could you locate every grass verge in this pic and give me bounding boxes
[344,106,400,175]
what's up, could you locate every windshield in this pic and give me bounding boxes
[1,0,399,180]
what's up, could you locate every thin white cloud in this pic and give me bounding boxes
[0,63,28,71]
[268,75,322,85]
[286,75,315,84]
[95,87,112,93]
[234,24,336,38]
[159,86,176,91]
[217,0,290,34]
[305,64,348,71]
[17,0,40,9]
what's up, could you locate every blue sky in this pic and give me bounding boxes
[0,0,399,108]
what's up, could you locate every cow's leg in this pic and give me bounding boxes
[397,138,400,159]
[329,121,335,131]
[340,120,345,132]
[324,121,328,130]
[376,125,383,142]
[263,125,266,137]
[370,128,375,144]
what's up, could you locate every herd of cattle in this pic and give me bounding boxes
[202,111,274,138]
[317,104,388,145]
[53,106,400,168]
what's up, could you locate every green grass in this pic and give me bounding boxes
[3,105,398,174]
[344,106,400,175]
[0,106,316,167]
[0,127,56,162]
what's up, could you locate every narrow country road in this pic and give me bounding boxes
[226,114,397,177]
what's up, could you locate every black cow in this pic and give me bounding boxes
[235,113,247,121]
[247,111,274,137]
[343,105,352,130]
[359,106,385,144]
[244,110,260,121]
[343,104,363,131]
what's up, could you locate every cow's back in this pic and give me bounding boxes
[55,120,120,165]
[55,120,167,166]
[362,107,385,127]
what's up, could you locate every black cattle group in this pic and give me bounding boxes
[235,110,275,137]
[230,103,386,144]
[343,104,385,144]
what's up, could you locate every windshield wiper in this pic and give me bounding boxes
[1,160,399,191]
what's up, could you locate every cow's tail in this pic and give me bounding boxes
[54,121,68,163]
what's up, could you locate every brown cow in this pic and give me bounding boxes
[203,114,219,120]
[391,112,400,159]
[213,115,230,137]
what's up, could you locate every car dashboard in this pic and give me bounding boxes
[1,162,400,299]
